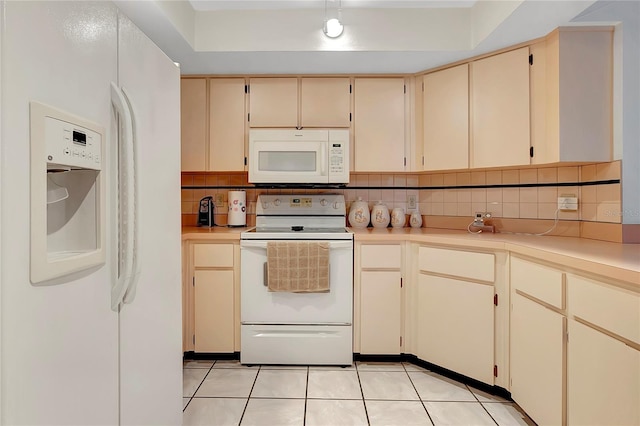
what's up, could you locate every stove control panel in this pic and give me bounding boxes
[257,194,346,216]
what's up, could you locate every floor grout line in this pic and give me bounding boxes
[237,365,261,426]
[182,362,530,426]
[405,363,435,426]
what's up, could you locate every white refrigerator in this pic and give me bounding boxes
[0,2,182,425]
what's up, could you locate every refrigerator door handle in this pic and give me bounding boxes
[120,86,140,305]
[110,82,139,311]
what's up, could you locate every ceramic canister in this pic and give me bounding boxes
[227,190,246,226]
[391,207,406,228]
[410,210,423,228]
[348,197,370,228]
[371,201,390,228]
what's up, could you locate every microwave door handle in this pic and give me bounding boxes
[320,145,327,176]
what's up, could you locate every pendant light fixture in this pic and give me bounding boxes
[323,0,344,38]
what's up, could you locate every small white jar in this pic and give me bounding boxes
[410,210,423,228]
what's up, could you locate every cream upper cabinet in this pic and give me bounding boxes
[300,78,351,128]
[248,78,298,128]
[180,78,207,171]
[358,244,402,355]
[353,78,406,172]
[471,47,531,168]
[422,64,469,171]
[209,78,246,171]
[249,77,351,128]
[531,28,613,164]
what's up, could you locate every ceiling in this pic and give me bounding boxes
[115,0,609,75]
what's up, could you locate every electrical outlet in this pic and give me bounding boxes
[473,212,492,226]
[214,193,225,208]
[558,194,578,211]
[407,195,417,210]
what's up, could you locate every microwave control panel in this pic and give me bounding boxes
[330,143,345,173]
[328,129,349,183]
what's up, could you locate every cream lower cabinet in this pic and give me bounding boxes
[510,256,565,426]
[357,243,402,355]
[566,274,639,426]
[416,246,496,384]
[510,292,565,426]
[183,241,239,353]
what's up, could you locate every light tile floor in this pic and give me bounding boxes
[183,360,535,426]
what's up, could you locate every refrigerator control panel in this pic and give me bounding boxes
[45,116,102,170]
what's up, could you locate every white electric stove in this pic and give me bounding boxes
[240,194,354,365]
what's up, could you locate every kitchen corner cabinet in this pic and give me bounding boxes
[357,243,402,355]
[422,64,469,171]
[353,78,406,172]
[510,256,565,426]
[180,78,207,171]
[530,28,613,164]
[209,78,247,171]
[248,77,351,128]
[510,256,640,426]
[471,47,531,168]
[416,246,495,384]
[183,241,239,353]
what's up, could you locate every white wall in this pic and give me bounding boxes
[572,0,639,225]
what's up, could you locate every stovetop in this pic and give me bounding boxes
[242,194,352,240]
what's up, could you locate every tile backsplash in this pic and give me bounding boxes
[181,161,624,241]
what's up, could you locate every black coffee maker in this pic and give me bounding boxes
[197,196,215,227]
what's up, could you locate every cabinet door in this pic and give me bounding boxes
[360,271,401,354]
[354,78,405,171]
[511,293,564,426]
[180,78,207,171]
[471,47,530,168]
[249,78,298,127]
[300,78,351,128]
[423,64,469,171]
[209,78,246,171]
[194,270,235,353]
[568,319,639,426]
[417,274,494,384]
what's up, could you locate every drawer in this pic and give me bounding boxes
[511,256,564,309]
[419,246,494,282]
[568,274,640,345]
[193,243,234,268]
[360,244,401,269]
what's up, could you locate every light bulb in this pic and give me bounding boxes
[324,18,344,38]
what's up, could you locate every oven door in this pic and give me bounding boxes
[240,239,353,324]
[248,140,328,184]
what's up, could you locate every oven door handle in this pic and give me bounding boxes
[241,240,353,250]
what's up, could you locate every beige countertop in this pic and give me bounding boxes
[182,226,640,285]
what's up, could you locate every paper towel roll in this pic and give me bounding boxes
[227,190,246,227]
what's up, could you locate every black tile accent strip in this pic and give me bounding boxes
[181,179,620,191]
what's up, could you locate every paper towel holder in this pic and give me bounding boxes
[227,190,246,227]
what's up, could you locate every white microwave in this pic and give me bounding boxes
[248,129,350,184]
